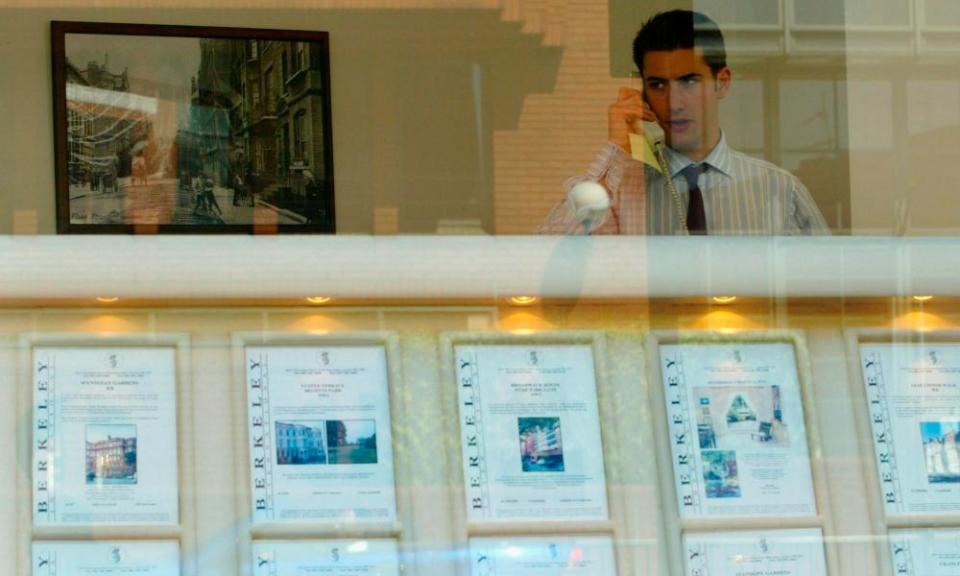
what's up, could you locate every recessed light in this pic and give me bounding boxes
[95,296,119,303]
[508,296,538,306]
[912,295,934,303]
[712,296,737,305]
[306,296,332,305]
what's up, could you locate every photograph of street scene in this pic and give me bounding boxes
[60,27,333,231]
[921,421,960,484]
[85,423,137,485]
[518,417,565,472]
[326,420,377,465]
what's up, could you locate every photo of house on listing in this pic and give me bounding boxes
[518,417,565,473]
[275,421,328,465]
[921,421,960,484]
[85,423,137,485]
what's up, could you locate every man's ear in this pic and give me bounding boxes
[715,66,732,99]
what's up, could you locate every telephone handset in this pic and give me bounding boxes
[630,119,666,170]
[630,119,689,235]
[567,117,688,235]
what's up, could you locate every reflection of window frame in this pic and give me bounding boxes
[254,142,264,174]
[279,123,290,176]
[293,110,307,162]
[294,42,306,73]
[732,65,848,167]
[67,109,83,158]
[263,66,275,114]
[250,79,260,109]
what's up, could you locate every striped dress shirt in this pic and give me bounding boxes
[540,134,830,236]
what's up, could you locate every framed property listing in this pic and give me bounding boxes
[858,341,960,517]
[451,342,609,523]
[51,21,335,234]
[33,541,180,575]
[32,346,180,526]
[656,340,818,520]
[244,345,397,524]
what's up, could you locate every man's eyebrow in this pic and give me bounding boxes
[645,73,703,83]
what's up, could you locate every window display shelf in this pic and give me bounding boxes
[2,236,958,301]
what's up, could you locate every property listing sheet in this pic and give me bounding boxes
[861,343,960,515]
[468,536,616,575]
[246,346,396,523]
[455,344,608,521]
[683,529,828,576]
[252,539,399,575]
[890,529,960,576]
[33,347,179,525]
[660,342,817,519]
[32,540,180,575]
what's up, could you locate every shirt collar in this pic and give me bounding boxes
[663,131,732,179]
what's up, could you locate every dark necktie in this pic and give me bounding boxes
[680,164,708,235]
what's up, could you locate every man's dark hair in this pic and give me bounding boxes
[633,10,727,77]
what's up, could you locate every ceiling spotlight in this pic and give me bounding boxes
[912,295,934,303]
[306,296,332,305]
[95,296,119,303]
[508,296,538,306]
[712,296,737,305]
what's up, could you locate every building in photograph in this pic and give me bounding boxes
[275,421,327,464]
[520,420,562,461]
[925,426,960,481]
[178,37,330,222]
[239,38,330,221]
[65,55,153,191]
[179,39,242,185]
[85,435,137,482]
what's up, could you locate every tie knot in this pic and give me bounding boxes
[679,163,708,189]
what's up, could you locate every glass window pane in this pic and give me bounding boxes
[925,0,960,27]
[779,80,841,150]
[720,79,766,150]
[694,0,780,27]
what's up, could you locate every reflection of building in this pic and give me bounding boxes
[275,422,326,464]
[179,39,242,184]
[521,420,562,459]
[86,435,136,480]
[65,56,152,189]
[925,427,960,479]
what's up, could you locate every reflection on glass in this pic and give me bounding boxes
[924,0,960,28]
[540,10,831,235]
[684,529,828,575]
[469,536,617,576]
[695,0,780,27]
[252,540,399,575]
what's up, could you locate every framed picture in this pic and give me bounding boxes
[52,21,335,234]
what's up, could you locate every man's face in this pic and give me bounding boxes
[642,48,730,157]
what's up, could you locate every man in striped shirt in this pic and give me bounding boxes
[541,10,830,236]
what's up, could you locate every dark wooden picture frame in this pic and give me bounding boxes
[52,21,335,234]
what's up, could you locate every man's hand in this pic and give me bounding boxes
[608,87,658,154]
